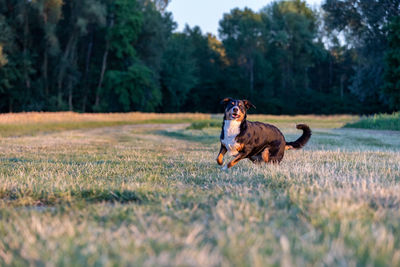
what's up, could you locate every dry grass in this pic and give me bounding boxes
[0,112,357,136]
[0,113,399,266]
[0,112,212,124]
[0,112,211,137]
[248,114,358,129]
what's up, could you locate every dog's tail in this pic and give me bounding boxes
[285,124,312,150]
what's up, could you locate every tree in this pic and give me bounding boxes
[266,2,316,89]
[97,0,162,112]
[31,0,63,97]
[0,0,396,114]
[323,0,400,107]
[219,8,264,100]
[383,17,400,110]
[160,32,197,112]
[0,8,28,112]
[180,27,227,113]
[55,0,106,110]
[259,0,323,113]
[0,45,6,67]
[135,0,175,75]
[0,15,7,67]
[105,63,160,111]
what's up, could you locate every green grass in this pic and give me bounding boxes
[187,120,221,130]
[344,112,400,131]
[188,114,357,130]
[0,114,400,266]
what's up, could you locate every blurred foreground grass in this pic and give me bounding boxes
[0,113,399,266]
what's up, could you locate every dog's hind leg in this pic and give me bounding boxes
[268,146,285,164]
[249,154,263,164]
[261,148,269,163]
[265,140,286,164]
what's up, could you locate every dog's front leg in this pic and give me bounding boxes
[216,144,227,165]
[223,152,247,170]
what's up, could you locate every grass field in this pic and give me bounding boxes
[344,112,400,131]
[0,113,399,266]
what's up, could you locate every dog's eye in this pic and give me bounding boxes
[231,102,234,105]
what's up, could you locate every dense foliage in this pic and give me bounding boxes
[0,0,399,114]
[382,17,400,110]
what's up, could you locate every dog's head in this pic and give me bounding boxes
[221,98,256,121]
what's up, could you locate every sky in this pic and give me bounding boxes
[167,0,323,37]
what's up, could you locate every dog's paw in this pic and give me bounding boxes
[221,165,228,171]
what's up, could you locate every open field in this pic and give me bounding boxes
[0,112,357,137]
[0,113,399,266]
[344,112,400,131]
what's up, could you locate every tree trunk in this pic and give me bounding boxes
[94,45,109,108]
[68,87,73,111]
[318,66,322,92]
[281,60,286,96]
[68,41,79,111]
[82,29,94,112]
[57,33,76,108]
[94,16,114,109]
[304,67,309,91]
[329,56,333,88]
[23,5,31,92]
[42,10,49,97]
[8,98,13,113]
[283,60,291,97]
[249,57,254,99]
[340,74,345,100]
[43,47,49,96]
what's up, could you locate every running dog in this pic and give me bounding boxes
[217,98,311,170]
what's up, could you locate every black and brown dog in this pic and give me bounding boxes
[217,98,312,170]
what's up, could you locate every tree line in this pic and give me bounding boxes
[0,0,399,114]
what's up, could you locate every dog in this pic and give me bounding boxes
[216,98,312,170]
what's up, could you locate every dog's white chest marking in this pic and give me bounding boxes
[221,120,242,156]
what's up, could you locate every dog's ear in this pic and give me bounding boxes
[220,97,233,106]
[243,100,256,110]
